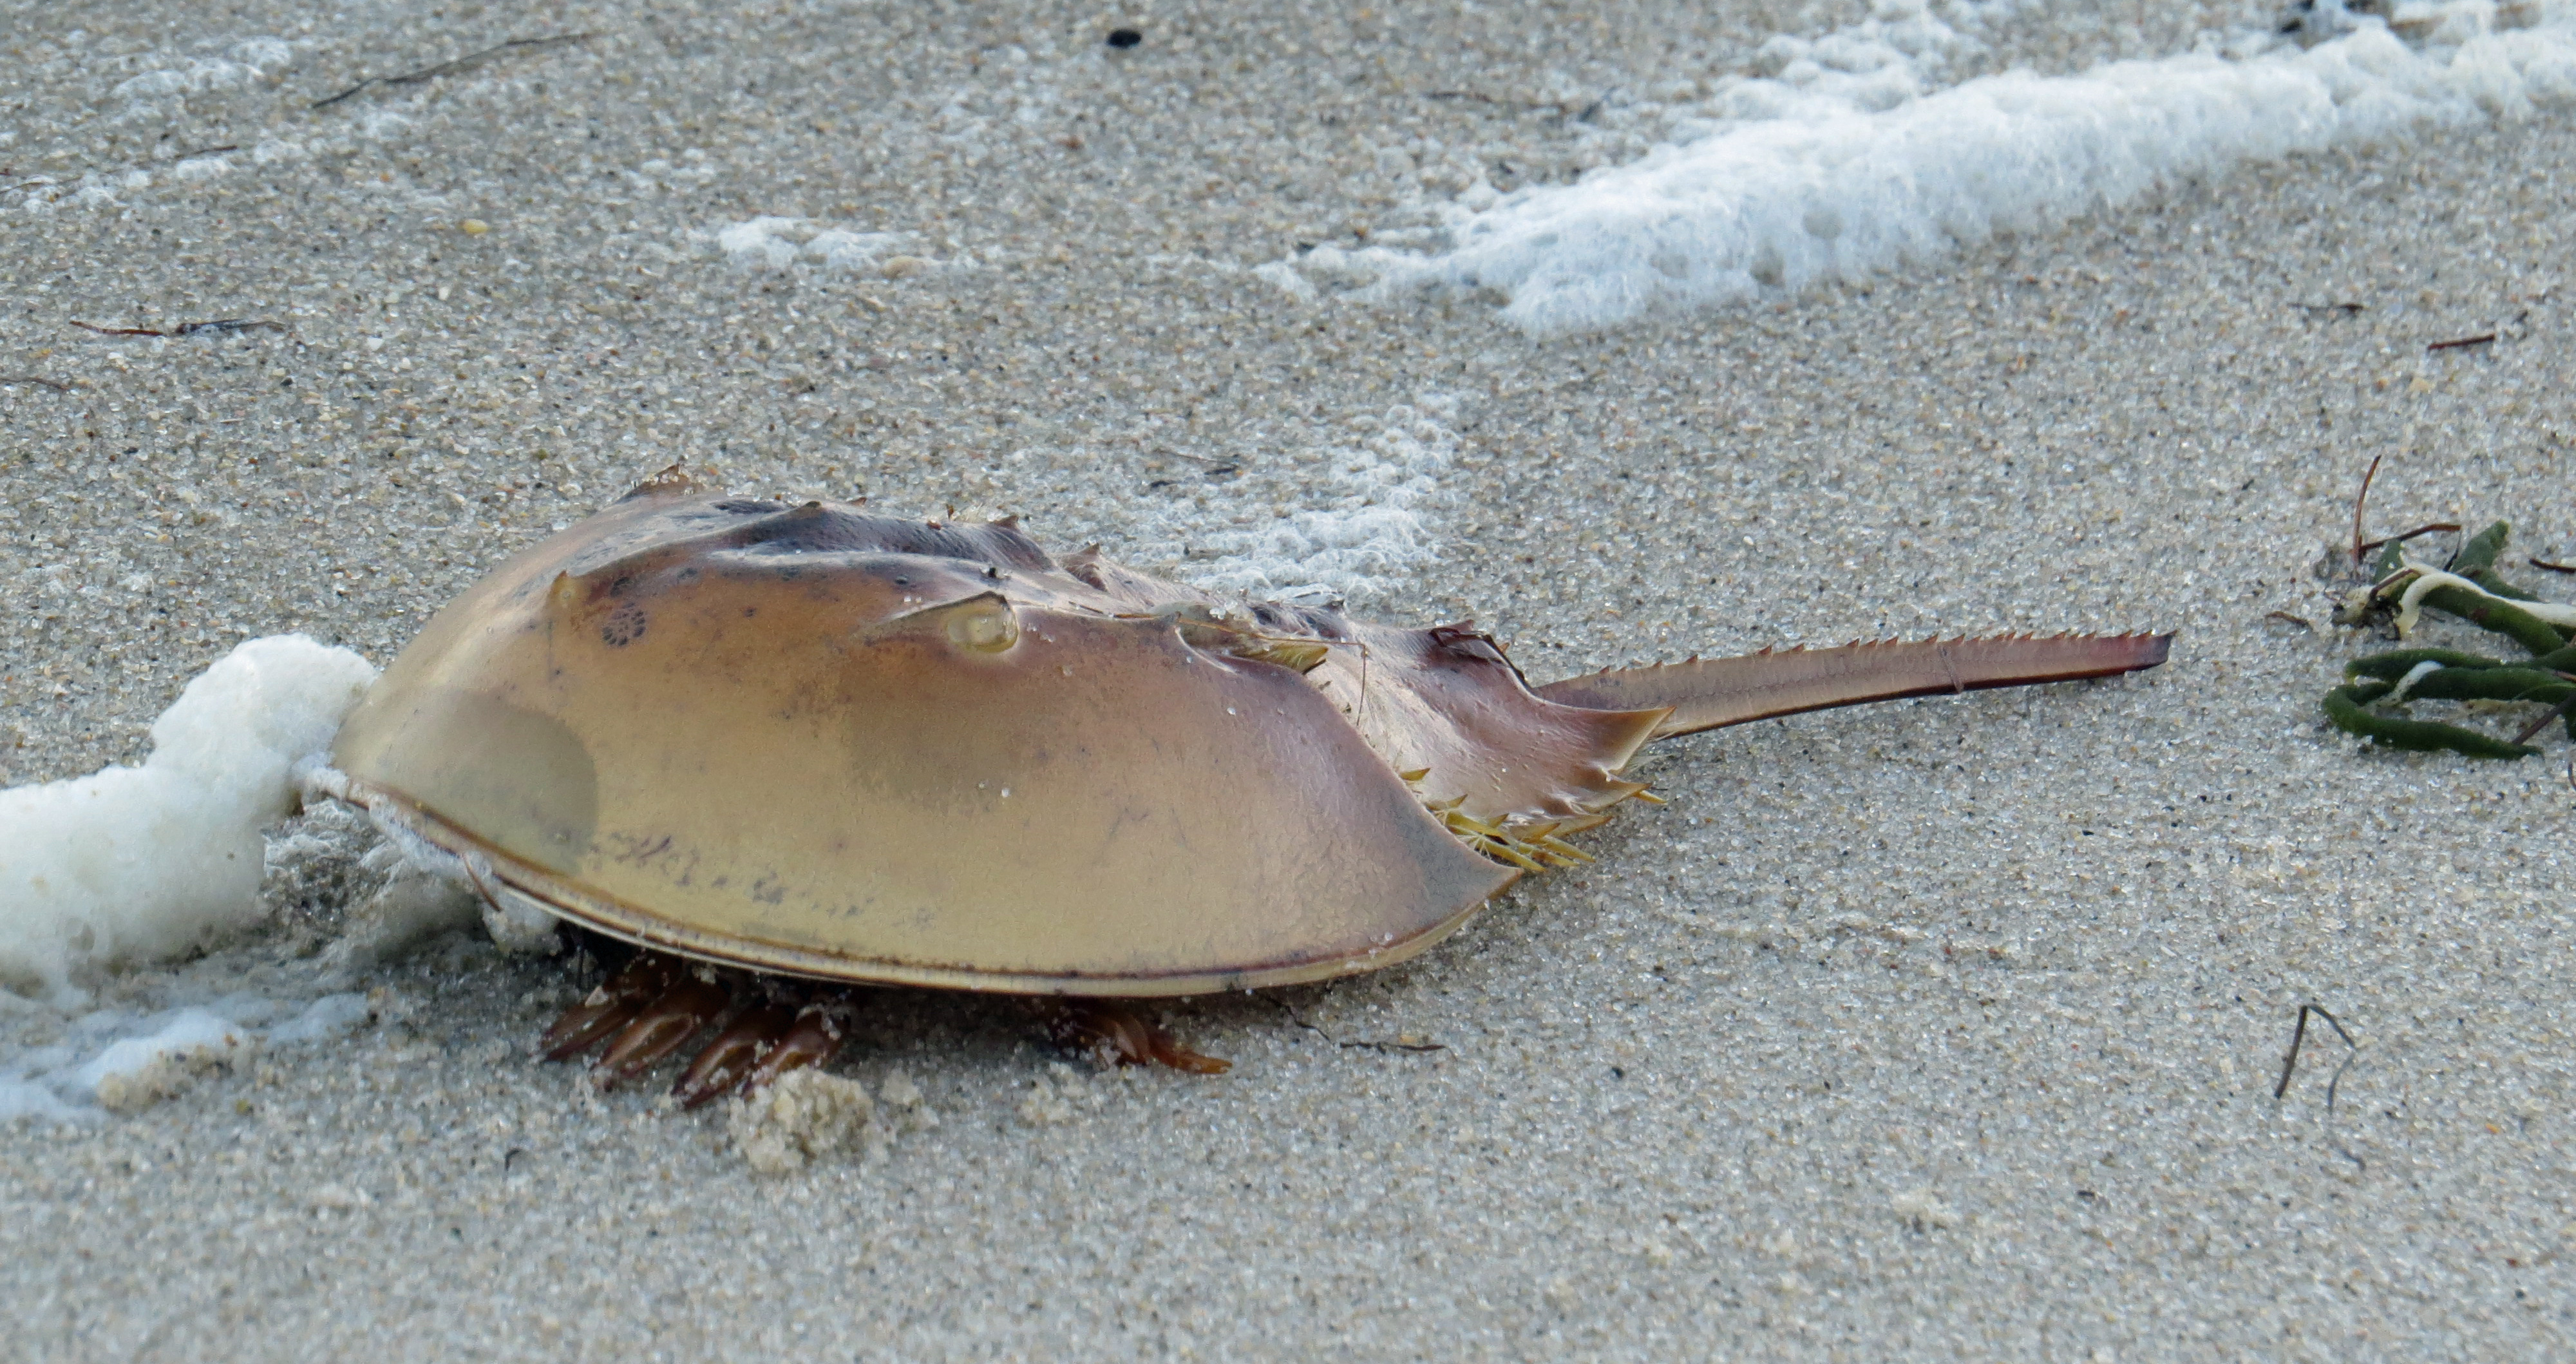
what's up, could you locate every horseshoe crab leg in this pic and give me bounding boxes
[540,947,861,1104]
[1535,632,2172,738]
[1036,1000,1233,1074]
[672,1001,798,1109]
[594,967,733,1086]
[540,954,681,1061]
[737,1001,853,1094]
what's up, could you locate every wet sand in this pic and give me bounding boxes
[5,1,2575,1358]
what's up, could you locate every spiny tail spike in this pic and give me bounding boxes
[1531,629,2172,739]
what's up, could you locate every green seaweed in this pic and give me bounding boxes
[2324,520,2576,759]
[2344,648,2506,679]
[2322,683,2540,760]
[2369,537,2408,580]
[2398,667,2573,707]
[2412,583,2572,656]
[2449,520,2512,576]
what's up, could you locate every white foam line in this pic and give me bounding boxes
[1177,396,1463,607]
[109,37,297,106]
[0,992,375,1124]
[701,216,954,276]
[1299,1,2576,334]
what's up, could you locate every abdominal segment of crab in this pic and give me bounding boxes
[539,949,854,1106]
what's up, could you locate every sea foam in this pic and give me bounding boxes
[0,992,377,1124]
[0,636,377,1005]
[1172,397,1462,607]
[1295,0,2576,333]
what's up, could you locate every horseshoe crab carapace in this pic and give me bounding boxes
[327,474,2170,1096]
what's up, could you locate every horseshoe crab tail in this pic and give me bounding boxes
[1533,632,2172,740]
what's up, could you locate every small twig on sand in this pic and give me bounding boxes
[2531,557,2576,574]
[313,32,596,109]
[2427,333,2498,352]
[2294,301,2365,317]
[2274,1003,2365,1170]
[1152,449,1242,479]
[2343,455,2465,567]
[1424,90,1572,112]
[2274,1003,2354,1099]
[2513,691,2576,747]
[71,318,282,339]
[2265,611,2315,632]
[173,319,281,336]
[0,374,70,391]
[162,144,238,163]
[2349,454,2383,567]
[2354,522,2462,557]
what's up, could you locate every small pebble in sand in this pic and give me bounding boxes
[460,219,489,235]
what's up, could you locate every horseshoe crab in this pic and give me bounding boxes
[327,470,2168,1098]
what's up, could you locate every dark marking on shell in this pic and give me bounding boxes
[601,603,647,647]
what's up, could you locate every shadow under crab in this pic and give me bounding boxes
[325,471,2170,1102]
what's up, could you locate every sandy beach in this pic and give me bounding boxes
[6,0,2575,1357]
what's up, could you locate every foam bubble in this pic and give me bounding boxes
[0,635,378,1005]
[70,1007,251,1112]
[108,37,295,106]
[230,37,295,69]
[1176,397,1462,606]
[707,216,925,274]
[0,992,375,1124]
